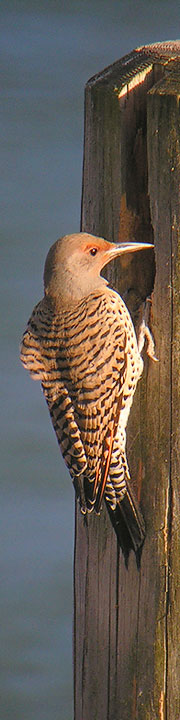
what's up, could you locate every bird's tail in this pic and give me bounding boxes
[105,481,145,566]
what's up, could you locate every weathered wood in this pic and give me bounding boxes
[147,66,180,719]
[74,42,180,720]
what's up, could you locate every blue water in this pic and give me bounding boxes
[1,2,179,718]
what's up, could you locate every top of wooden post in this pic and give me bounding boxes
[87,40,180,91]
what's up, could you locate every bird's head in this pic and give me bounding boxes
[44,232,153,306]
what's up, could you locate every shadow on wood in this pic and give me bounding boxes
[74,41,180,720]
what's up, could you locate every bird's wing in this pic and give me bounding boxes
[20,291,131,508]
[61,290,128,508]
[20,299,87,480]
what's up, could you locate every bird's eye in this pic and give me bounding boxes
[90,247,98,256]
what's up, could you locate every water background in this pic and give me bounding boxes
[1,2,179,718]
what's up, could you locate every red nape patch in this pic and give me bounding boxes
[83,240,112,253]
[83,244,99,252]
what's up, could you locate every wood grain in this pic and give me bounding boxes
[148,63,180,719]
[74,42,180,720]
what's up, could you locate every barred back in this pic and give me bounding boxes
[20,287,143,515]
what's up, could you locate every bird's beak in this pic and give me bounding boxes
[102,241,154,268]
[109,241,153,256]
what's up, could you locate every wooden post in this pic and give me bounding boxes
[74,42,180,720]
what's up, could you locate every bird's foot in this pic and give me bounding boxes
[138,319,158,362]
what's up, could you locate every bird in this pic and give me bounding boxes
[20,232,155,561]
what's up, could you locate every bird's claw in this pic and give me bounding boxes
[138,319,158,362]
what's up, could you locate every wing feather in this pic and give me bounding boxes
[20,290,130,506]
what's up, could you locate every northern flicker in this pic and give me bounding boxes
[20,232,155,558]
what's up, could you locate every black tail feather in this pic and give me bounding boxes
[105,484,145,567]
[74,473,145,568]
